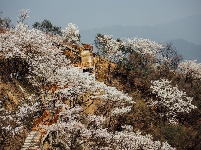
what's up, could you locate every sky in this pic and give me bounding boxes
[1,0,201,30]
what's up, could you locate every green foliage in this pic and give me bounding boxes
[160,124,188,149]
[0,57,29,82]
[126,97,158,133]
[114,50,157,95]
[159,43,183,71]
[32,19,62,35]
[0,12,12,29]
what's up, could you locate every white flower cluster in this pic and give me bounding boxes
[0,22,52,59]
[0,21,72,86]
[123,37,164,57]
[53,67,134,116]
[95,34,163,64]
[17,9,30,23]
[90,81,133,103]
[96,34,124,62]
[87,115,106,127]
[17,101,39,119]
[121,124,133,132]
[1,125,23,137]
[41,104,175,150]
[111,106,132,116]
[62,23,80,43]
[178,60,201,80]
[29,49,71,86]
[0,100,39,136]
[111,131,175,150]
[150,78,197,123]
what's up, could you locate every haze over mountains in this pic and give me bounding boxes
[80,14,201,62]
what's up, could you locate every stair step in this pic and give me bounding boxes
[29,133,38,135]
[23,142,38,146]
[26,136,35,140]
[22,132,41,150]
[21,147,40,150]
[25,136,40,140]
[24,137,40,141]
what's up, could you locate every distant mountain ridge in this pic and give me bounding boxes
[80,14,201,62]
[165,39,201,62]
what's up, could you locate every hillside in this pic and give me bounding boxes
[1,10,201,150]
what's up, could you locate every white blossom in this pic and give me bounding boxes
[178,60,201,80]
[150,78,196,123]
[62,23,80,43]
[122,37,164,57]
[96,34,124,62]
[17,9,30,23]
[111,106,132,116]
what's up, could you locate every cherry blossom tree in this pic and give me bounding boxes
[122,37,164,57]
[62,23,80,44]
[52,66,134,115]
[95,34,126,82]
[95,34,163,62]
[17,9,30,23]
[95,34,125,63]
[39,103,175,150]
[95,34,164,82]
[149,78,197,124]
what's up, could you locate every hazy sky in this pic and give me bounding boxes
[1,0,201,30]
